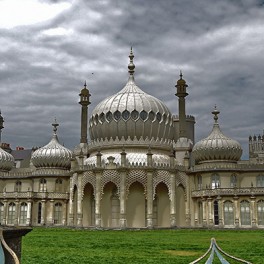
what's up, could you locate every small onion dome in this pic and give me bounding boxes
[31,120,73,169]
[192,107,242,164]
[0,147,14,171]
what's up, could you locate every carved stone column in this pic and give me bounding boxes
[202,198,207,226]
[14,201,19,226]
[217,196,223,227]
[62,201,67,226]
[170,173,176,227]
[233,196,239,227]
[77,177,83,227]
[207,197,213,226]
[146,170,153,228]
[2,200,7,225]
[26,201,32,226]
[41,200,46,225]
[119,169,127,228]
[250,196,256,227]
[95,171,102,227]
[48,200,54,225]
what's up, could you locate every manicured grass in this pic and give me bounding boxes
[21,228,264,263]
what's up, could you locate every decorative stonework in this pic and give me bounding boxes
[126,170,147,198]
[153,170,171,200]
[101,170,120,197]
[81,171,96,199]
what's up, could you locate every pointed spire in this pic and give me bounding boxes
[128,47,135,76]
[212,105,220,124]
[84,80,87,89]
[52,118,59,135]
[180,70,183,79]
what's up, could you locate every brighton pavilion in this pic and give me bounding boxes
[0,49,263,229]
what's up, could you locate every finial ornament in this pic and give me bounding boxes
[128,47,135,76]
[212,105,220,124]
[52,118,59,135]
[84,80,87,88]
[180,70,183,79]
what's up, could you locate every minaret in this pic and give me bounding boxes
[0,110,4,143]
[175,71,188,138]
[79,81,91,144]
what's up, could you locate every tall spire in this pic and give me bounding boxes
[175,71,189,138]
[79,81,91,144]
[128,47,135,76]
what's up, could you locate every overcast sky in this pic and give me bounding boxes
[0,0,263,159]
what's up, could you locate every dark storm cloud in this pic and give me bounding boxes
[0,0,263,159]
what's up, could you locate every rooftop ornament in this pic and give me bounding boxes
[190,238,252,264]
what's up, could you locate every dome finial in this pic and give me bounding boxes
[180,70,183,79]
[212,105,220,124]
[128,47,135,76]
[84,80,87,88]
[52,118,59,135]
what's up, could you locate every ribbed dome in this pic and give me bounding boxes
[89,49,174,142]
[192,107,242,164]
[31,121,73,169]
[0,147,14,171]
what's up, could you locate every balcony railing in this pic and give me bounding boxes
[0,191,69,200]
[192,187,264,197]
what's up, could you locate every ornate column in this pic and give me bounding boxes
[95,171,102,227]
[202,198,207,226]
[15,200,19,226]
[234,196,239,227]
[26,200,32,226]
[119,169,127,228]
[62,201,67,226]
[170,173,176,227]
[146,170,154,228]
[3,200,7,225]
[207,197,213,226]
[217,196,223,227]
[41,200,46,225]
[77,176,83,227]
[68,177,74,226]
[49,200,54,225]
[185,176,191,227]
[250,196,256,227]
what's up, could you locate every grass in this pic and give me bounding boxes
[21,228,264,264]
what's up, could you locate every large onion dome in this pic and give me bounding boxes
[89,48,174,142]
[192,107,242,164]
[31,120,73,169]
[0,147,14,171]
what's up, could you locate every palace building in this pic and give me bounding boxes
[0,49,263,228]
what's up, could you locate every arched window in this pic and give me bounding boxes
[224,201,234,225]
[230,174,237,188]
[20,202,27,225]
[0,202,4,224]
[39,178,47,192]
[15,181,22,192]
[54,203,62,224]
[7,202,16,225]
[197,175,202,190]
[211,174,220,189]
[214,200,219,225]
[55,178,63,192]
[257,200,264,226]
[256,175,264,187]
[240,200,251,226]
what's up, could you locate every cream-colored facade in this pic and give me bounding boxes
[0,50,263,229]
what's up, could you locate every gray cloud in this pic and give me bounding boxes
[0,0,263,159]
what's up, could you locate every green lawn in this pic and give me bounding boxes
[21,228,264,264]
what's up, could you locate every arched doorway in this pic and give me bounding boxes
[127,182,146,228]
[101,182,120,228]
[154,183,170,227]
[82,183,95,227]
